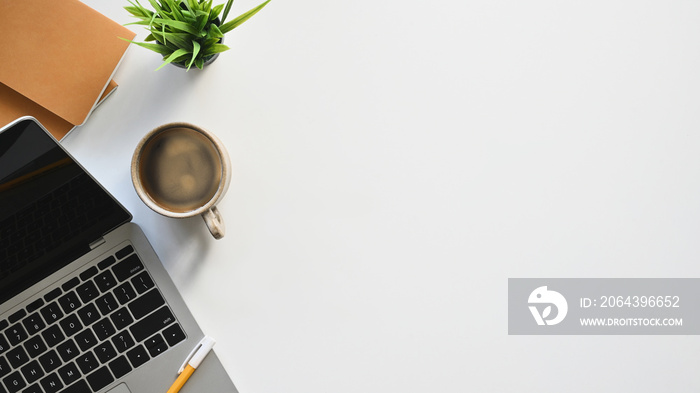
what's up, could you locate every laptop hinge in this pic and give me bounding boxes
[89,237,106,250]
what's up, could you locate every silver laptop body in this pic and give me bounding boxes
[0,117,237,393]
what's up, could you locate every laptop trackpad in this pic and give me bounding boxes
[106,384,131,393]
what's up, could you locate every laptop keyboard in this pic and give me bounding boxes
[0,244,187,393]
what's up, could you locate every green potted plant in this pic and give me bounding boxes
[124,0,270,70]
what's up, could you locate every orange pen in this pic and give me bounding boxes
[166,336,216,393]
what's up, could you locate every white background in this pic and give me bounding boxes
[67,1,700,391]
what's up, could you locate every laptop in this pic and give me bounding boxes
[0,117,238,393]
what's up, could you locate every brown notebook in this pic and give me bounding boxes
[0,0,135,139]
[0,80,118,140]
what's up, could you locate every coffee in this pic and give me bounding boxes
[138,127,222,213]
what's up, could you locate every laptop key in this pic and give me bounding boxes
[76,281,99,303]
[56,340,79,362]
[94,270,117,293]
[76,352,99,374]
[61,278,80,292]
[8,310,26,324]
[57,292,81,314]
[95,293,119,315]
[144,334,168,358]
[86,366,114,392]
[39,302,64,325]
[38,350,61,373]
[2,370,26,393]
[131,272,154,294]
[41,325,65,348]
[57,362,81,386]
[61,379,90,393]
[130,306,175,342]
[97,256,116,271]
[163,323,187,347]
[5,323,27,346]
[0,356,10,378]
[26,299,44,313]
[20,360,44,384]
[59,314,82,337]
[23,335,47,358]
[110,308,134,331]
[94,341,117,364]
[79,266,98,281]
[115,245,134,260]
[111,331,135,353]
[128,289,165,320]
[43,288,62,303]
[92,318,116,341]
[112,254,144,282]
[76,303,100,327]
[0,334,9,355]
[7,345,29,368]
[114,283,136,305]
[108,356,132,379]
[39,372,64,393]
[22,313,45,335]
[126,345,149,369]
[75,329,98,352]
[23,383,42,393]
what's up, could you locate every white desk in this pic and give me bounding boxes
[66,1,700,391]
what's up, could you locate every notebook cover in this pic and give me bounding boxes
[0,80,118,141]
[0,0,135,126]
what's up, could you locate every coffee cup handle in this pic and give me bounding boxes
[201,206,225,239]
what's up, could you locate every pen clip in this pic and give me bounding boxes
[178,336,216,374]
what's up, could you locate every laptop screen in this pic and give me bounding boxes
[0,118,131,304]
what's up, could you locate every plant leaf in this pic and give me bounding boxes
[146,0,163,14]
[156,19,200,35]
[542,306,551,319]
[221,0,234,24]
[120,38,174,56]
[124,20,155,26]
[210,4,224,20]
[195,58,204,69]
[187,41,201,69]
[202,43,230,56]
[162,0,184,20]
[150,31,193,49]
[195,10,209,32]
[181,0,192,13]
[124,5,152,19]
[148,10,159,27]
[209,23,223,39]
[219,0,270,34]
[202,37,220,48]
[179,10,196,24]
[156,48,191,70]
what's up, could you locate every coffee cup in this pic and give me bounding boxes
[131,122,231,239]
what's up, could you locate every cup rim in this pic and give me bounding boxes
[131,122,231,218]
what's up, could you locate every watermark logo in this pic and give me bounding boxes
[528,286,568,326]
[510,279,694,335]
